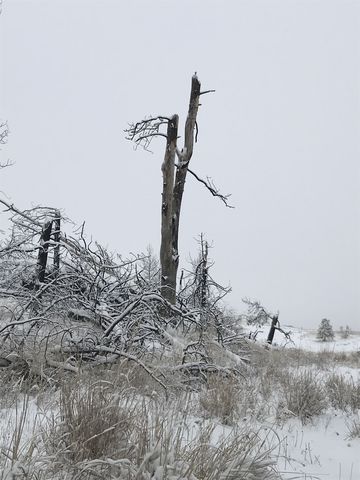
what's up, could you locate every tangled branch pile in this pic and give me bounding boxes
[0,205,249,388]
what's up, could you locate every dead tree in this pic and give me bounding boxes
[160,114,179,303]
[53,210,61,272]
[199,235,209,312]
[266,314,279,345]
[0,200,62,289]
[242,298,292,346]
[125,75,232,305]
[36,219,53,286]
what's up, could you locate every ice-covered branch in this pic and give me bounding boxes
[125,115,170,152]
[186,168,234,208]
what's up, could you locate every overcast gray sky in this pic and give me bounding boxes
[1,0,359,329]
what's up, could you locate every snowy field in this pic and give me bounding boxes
[244,322,360,353]
[0,321,359,479]
[242,324,360,479]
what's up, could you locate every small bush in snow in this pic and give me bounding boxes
[316,318,335,342]
[57,379,135,463]
[199,375,247,425]
[279,370,327,424]
[325,373,360,412]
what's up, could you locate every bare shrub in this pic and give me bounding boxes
[182,424,280,480]
[199,374,259,424]
[199,375,240,424]
[279,370,327,423]
[349,381,360,411]
[57,378,135,463]
[325,373,360,411]
[325,373,360,413]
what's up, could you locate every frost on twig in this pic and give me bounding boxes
[124,115,170,152]
[187,168,234,208]
[0,121,12,169]
[0,121,8,146]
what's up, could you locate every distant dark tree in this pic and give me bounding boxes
[317,318,335,342]
[242,298,292,345]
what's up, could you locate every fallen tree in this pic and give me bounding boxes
[0,203,249,387]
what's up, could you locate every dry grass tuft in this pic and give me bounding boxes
[56,378,135,463]
[199,373,258,424]
[325,373,360,413]
[199,375,241,424]
[278,370,327,424]
[182,424,280,480]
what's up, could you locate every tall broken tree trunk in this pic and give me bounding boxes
[36,220,53,287]
[125,75,221,306]
[160,115,178,304]
[160,75,201,304]
[266,314,279,345]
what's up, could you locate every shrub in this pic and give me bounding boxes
[58,379,135,462]
[199,374,258,425]
[182,424,280,480]
[317,318,335,342]
[199,375,241,425]
[279,370,327,423]
[325,373,360,412]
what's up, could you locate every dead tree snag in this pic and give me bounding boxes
[126,75,232,305]
[36,220,53,286]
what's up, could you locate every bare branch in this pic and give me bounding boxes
[199,89,216,96]
[0,122,11,169]
[186,168,234,208]
[0,199,43,227]
[0,121,9,145]
[124,115,170,152]
[0,159,13,169]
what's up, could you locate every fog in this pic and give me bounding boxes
[1,0,359,329]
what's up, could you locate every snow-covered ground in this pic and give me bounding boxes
[276,412,359,480]
[244,322,360,353]
[237,322,360,479]
[0,323,359,479]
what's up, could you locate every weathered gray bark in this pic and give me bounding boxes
[53,210,61,273]
[172,76,201,266]
[160,75,202,304]
[36,220,53,286]
[160,115,178,304]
